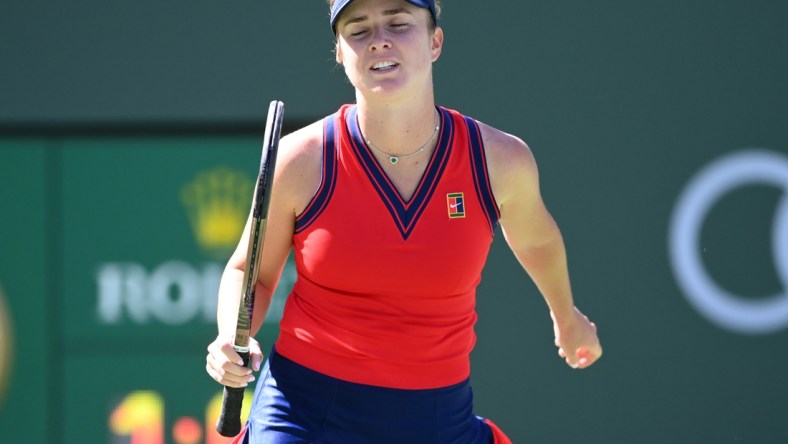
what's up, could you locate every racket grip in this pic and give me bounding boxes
[216,350,251,437]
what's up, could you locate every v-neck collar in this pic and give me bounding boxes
[345,105,453,240]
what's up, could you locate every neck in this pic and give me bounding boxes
[356,96,438,157]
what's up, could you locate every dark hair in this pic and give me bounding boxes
[326,0,442,30]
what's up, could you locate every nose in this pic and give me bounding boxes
[369,26,391,52]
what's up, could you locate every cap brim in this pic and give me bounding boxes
[330,0,437,33]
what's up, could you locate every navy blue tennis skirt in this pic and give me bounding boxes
[239,347,493,444]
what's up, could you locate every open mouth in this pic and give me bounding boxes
[371,61,399,71]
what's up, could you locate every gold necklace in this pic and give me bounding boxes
[365,115,440,165]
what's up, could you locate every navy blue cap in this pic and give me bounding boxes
[330,0,437,33]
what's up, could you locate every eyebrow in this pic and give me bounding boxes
[342,8,412,27]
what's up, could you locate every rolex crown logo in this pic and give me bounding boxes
[180,167,254,258]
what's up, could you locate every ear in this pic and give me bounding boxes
[335,42,343,65]
[430,27,444,62]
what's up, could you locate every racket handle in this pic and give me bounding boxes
[216,350,251,437]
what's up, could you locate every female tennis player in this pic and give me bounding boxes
[206,0,602,442]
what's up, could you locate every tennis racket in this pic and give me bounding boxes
[216,100,285,437]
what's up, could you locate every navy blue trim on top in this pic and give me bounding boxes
[346,105,453,240]
[294,114,338,234]
[465,116,500,234]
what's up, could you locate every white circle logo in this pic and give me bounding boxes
[669,149,788,334]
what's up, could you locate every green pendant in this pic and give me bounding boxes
[389,157,399,165]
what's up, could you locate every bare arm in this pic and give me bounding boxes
[206,121,324,386]
[482,122,602,369]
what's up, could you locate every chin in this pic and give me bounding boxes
[361,80,413,99]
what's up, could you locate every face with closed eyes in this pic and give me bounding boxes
[334,0,443,102]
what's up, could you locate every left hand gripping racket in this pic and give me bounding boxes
[216,100,285,437]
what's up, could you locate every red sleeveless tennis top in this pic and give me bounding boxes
[275,105,500,389]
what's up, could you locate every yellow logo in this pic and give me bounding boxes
[180,167,254,259]
[0,282,12,407]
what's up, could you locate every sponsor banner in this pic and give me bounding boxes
[55,137,292,442]
[670,149,788,334]
[60,137,295,345]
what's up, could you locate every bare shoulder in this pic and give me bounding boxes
[274,119,325,215]
[476,121,539,205]
[277,119,324,169]
[477,121,536,175]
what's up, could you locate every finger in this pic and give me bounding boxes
[565,348,580,369]
[251,355,263,371]
[219,342,246,366]
[206,355,255,387]
[250,340,264,371]
[223,359,253,378]
[207,338,245,366]
[213,370,253,387]
[205,361,249,387]
[576,348,590,368]
[557,347,566,358]
[206,361,224,383]
[207,350,254,378]
[576,347,602,369]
